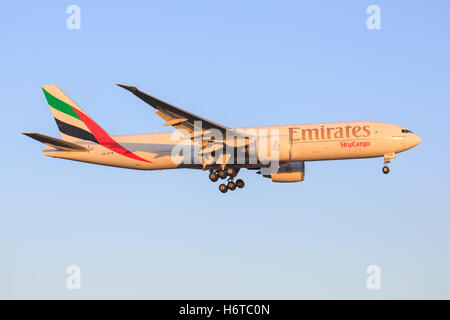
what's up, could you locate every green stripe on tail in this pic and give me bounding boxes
[42,88,81,120]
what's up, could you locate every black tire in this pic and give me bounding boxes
[219,183,228,193]
[226,167,237,177]
[382,166,390,174]
[236,179,245,188]
[227,181,236,191]
[218,170,227,179]
[209,171,218,182]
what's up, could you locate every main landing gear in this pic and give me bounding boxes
[209,171,219,182]
[209,168,245,193]
[382,152,395,175]
[219,179,245,193]
[227,180,236,191]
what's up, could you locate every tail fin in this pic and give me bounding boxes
[42,85,101,143]
[41,85,152,163]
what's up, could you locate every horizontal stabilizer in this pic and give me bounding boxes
[23,132,87,151]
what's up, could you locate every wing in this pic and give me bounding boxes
[116,84,254,168]
[117,84,232,136]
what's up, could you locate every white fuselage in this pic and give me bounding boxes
[42,121,421,170]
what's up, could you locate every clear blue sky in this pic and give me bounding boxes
[1,1,449,299]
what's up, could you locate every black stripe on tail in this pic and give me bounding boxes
[54,118,98,143]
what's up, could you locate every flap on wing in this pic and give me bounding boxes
[23,132,87,151]
[164,118,188,126]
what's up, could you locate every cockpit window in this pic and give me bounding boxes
[402,129,413,133]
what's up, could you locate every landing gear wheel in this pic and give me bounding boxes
[226,167,237,177]
[382,166,390,174]
[227,181,236,191]
[219,183,228,193]
[218,170,227,180]
[209,171,219,182]
[235,179,245,189]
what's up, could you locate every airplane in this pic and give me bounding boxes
[24,84,421,193]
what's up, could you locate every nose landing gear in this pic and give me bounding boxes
[382,153,395,175]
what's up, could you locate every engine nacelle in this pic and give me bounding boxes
[264,161,305,183]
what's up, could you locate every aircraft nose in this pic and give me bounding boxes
[412,134,421,147]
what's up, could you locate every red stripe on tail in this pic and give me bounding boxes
[72,108,152,163]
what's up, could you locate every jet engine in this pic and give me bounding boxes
[262,161,305,183]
